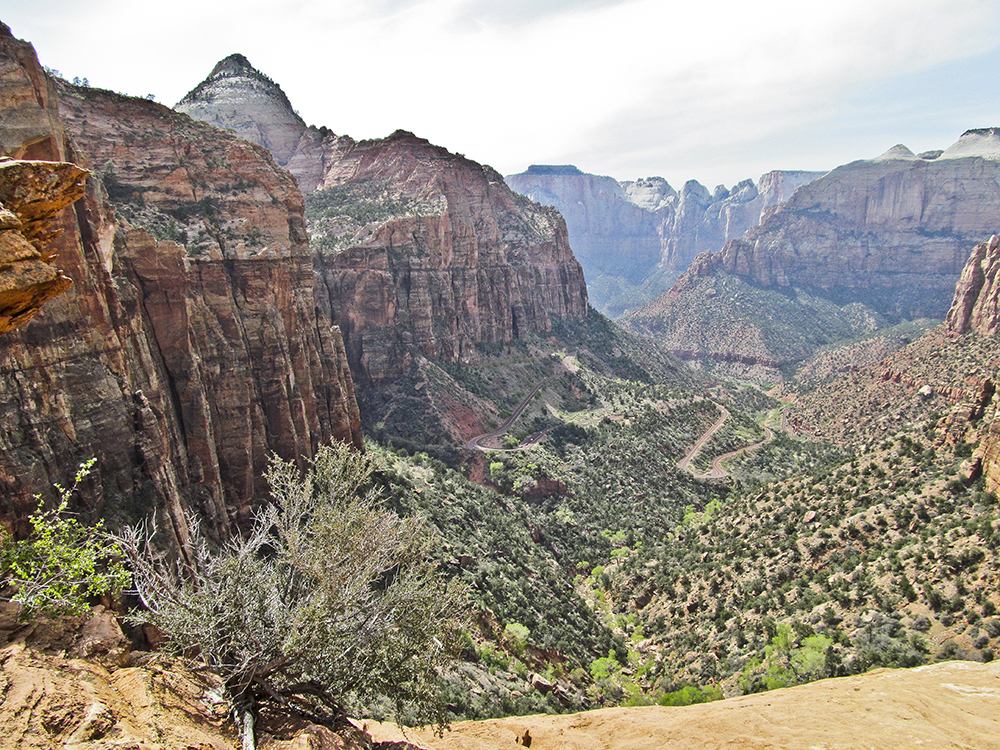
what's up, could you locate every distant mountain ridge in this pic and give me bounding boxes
[625,132,1000,375]
[505,165,823,316]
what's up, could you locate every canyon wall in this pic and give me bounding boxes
[684,140,1000,319]
[624,139,1000,374]
[177,59,590,384]
[307,132,589,382]
[0,24,360,542]
[946,233,1000,493]
[505,165,823,316]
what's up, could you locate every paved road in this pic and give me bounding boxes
[676,403,730,474]
[678,403,781,480]
[466,380,549,452]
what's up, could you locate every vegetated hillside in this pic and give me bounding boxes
[788,326,997,448]
[603,430,999,697]
[361,315,858,717]
[623,271,890,381]
[362,305,697,465]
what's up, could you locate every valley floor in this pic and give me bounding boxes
[370,660,1000,749]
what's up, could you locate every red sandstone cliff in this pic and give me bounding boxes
[945,233,1000,494]
[177,58,589,384]
[946,233,1000,336]
[308,131,589,382]
[0,23,361,542]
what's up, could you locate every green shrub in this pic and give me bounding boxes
[0,459,129,618]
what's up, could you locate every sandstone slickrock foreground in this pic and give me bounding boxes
[177,57,590,384]
[0,22,360,544]
[354,661,1000,749]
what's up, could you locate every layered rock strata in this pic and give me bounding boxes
[682,138,1000,320]
[946,233,1000,336]
[0,23,361,544]
[307,131,589,382]
[177,58,590,384]
[175,53,307,167]
[505,165,823,316]
[0,158,86,334]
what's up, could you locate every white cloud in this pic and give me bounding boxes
[4,0,1000,187]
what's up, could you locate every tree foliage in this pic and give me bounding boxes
[0,459,129,618]
[116,442,468,737]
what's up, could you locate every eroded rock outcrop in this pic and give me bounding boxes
[0,23,361,543]
[945,233,1000,493]
[946,233,1000,336]
[0,158,87,334]
[175,53,307,166]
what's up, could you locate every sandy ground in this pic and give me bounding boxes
[368,660,1000,750]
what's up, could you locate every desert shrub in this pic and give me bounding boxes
[117,442,468,747]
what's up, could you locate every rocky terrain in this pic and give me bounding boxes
[7,18,1000,750]
[0,23,361,547]
[625,137,1000,374]
[5,608,997,750]
[505,165,823,316]
[176,54,308,168]
[375,660,1000,749]
[0,158,85,334]
[178,57,589,384]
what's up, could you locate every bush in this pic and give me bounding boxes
[117,443,468,747]
[0,459,129,617]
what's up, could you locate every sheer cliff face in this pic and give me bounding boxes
[504,166,824,317]
[947,233,1000,336]
[307,132,589,382]
[176,58,589,383]
[0,24,361,541]
[504,167,663,289]
[946,234,1000,494]
[686,141,1000,319]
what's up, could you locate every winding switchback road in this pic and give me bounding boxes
[466,380,549,452]
[676,403,730,475]
[678,403,781,480]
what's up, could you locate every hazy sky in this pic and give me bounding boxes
[6,0,1000,189]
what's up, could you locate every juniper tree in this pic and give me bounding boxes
[116,442,467,750]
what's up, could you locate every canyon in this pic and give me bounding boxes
[3,18,1000,750]
[505,164,823,316]
[0,24,360,548]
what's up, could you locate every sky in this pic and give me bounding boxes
[5,0,1000,189]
